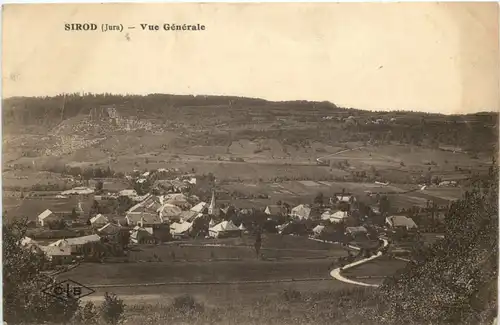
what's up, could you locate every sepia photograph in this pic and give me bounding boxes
[2,2,499,325]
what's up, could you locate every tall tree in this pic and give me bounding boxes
[314,192,324,207]
[379,196,391,216]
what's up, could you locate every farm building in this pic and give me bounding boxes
[209,220,241,238]
[39,246,73,265]
[38,209,60,227]
[290,204,312,220]
[386,215,418,230]
[49,234,101,254]
[90,214,109,227]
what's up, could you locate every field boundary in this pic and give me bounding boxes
[88,277,335,289]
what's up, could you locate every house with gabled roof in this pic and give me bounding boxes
[265,205,287,217]
[39,246,73,265]
[289,204,312,220]
[49,234,101,254]
[90,214,109,227]
[38,209,60,227]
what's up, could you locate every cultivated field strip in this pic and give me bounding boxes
[88,277,335,288]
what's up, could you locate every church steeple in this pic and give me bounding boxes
[208,190,216,215]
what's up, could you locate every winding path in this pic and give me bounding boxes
[329,238,389,287]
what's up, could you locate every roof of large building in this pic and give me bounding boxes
[170,221,193,234]
[90,214,108,224]
[126,212,163,224]
[346,226,368,234]
[209,220,240,232]
[290,204,312,220]
[386,215,418,229]
[40,245,72,256]
[190,202,208,213]
[49,234,101,247]
[157,203,183,218]
[179,210,201,222]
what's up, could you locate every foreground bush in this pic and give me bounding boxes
[101,292,126,325]
[171,294,204,314]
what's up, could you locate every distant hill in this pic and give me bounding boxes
[2,93,498,154]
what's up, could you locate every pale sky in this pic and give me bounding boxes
[2,3,499,114]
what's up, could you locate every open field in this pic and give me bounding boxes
[60,259,337,285]
[57,233,401,307]
[3,195,96,222]
[82,280,356,306]
[342,256,408,279]
[219,180,465,208]
[128,235,347,262]
[154,234,340,251]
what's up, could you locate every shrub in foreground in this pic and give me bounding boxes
[171,294,204,314]
[101,292,126,325]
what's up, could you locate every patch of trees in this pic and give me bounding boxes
[43,164,117,180]
[94,196,134,216]
[30,183,73,191]
[369,160,498,324]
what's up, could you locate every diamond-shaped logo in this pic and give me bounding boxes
[42,279,95,301]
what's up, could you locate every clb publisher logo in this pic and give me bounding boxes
[42,279,95,301]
